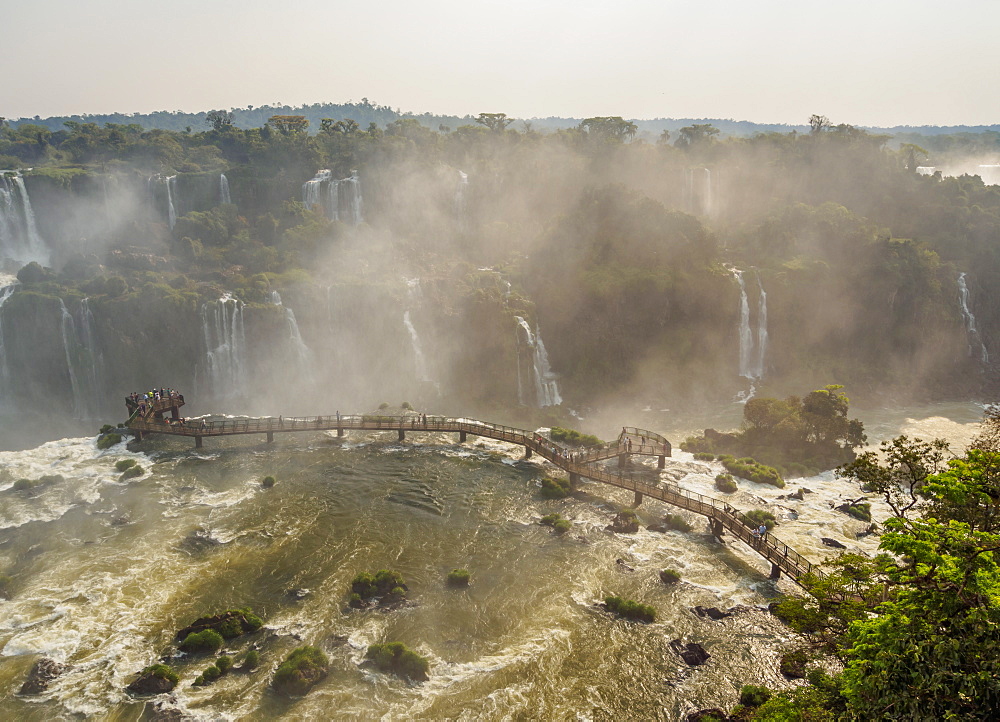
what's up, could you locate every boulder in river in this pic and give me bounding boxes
[821,537,847,549]
[670,639,711,666]
[691,606,732,621]
[686,709,728,722]
[19,658,69,694]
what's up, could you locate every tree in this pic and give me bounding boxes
[205,110,234,131]
[266,115,309,135]
[579,116,638,143]
[474,112,514,133]
[674,123,719,149]
[809,114,831,135]
[801,385,866,448]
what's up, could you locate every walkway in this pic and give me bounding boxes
[127,399,822,587]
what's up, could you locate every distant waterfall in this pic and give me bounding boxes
[302,169,332,214]
[77,298,104,411]
[958,272,989,364]
[302,169,361,222]
[59,300,87,418]
[753,272,768,378]
[219,174,232,205]
[0,174,50,265]
[515,316,562,407]
[735,270,753,378]
[0,283,16,392]
[166,175,178,229]
[270,291,313,373]
[402,279,437,391]
[342,171,363,225]
[732,268,768,395]
[200,295,248,398]
[455,170,468,216]
[687,168,712,215]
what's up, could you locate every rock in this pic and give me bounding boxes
[149,699,194,721]
[692,606,731,621]
[126,669,177,695]
[286,588,311,600]
[670,639,711,666]
[18,658,69,695]
[607,511,640,534]
[821,537,847,549]
[857,523,879,538]
[175,609,259,641]
[615,558,635,572]
[646,523,668,533]
[686,709,729,722]
[801,487,814,494]
[789,488,805,501]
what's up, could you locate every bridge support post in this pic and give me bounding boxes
[658,455,666,470]
[135,430,144,441]
[459,430,467,443]
[633,490,643,507]
[769,564,781,581]
[398,429,406,442]
[267,431,274,443]
[710,518,724,538]
[171,406,180,420]
[195,436,203,449]
[525,447,532,459]
[337,426,344,437]
[569,472,580,489]
[618,453,630,470]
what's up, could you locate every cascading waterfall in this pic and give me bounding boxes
[342,171,363,225]
[753,272,768,378]
[59,300,87,418]
[731,268,768,401]
[0,174,50,265]
[200,295,248,398]
[166,175,178,229]
[687,168,712,215]
[76,298,104,413]
[455,170,468,216]
[219,174,232,205]
[515,316,562,407]
[302,169,332,213]
[270,291,313,373]
[734,269,754,378]
[0,283,16,393]
[402,279,437,390]
[958,272,989,364]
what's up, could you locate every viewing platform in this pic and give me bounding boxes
[126,403,822,588]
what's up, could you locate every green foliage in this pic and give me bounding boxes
[119,464,143,480]
[662,514,692,532]
[365,641,430,680]
[845,502,871,521]
[179,629,224,653]
[115,458,137,472]
[743,509,777,530]
[202,665,221,682]
[779,649,809,678]
[401,401,413,410]
[604,595,656,623]
[721,456,784,488]
[261,475,276,488]
[539,513,562,527]
[97,433,122,450]
[216,655,233,673]
[272,646,329,695]
[549,427,603,447]
[140,664,179,685]
[446,569,470,587]
[659,569,681,585]
[693,452,715,461]
[100,424,115,435]
[539,475,571,499]
[11,478,35,491]
[715,473,737,493]
[378,402,390,409]
[553,519,572,534]
[241,650,260,670]
[351,569,406,599]
[739,684,772,707]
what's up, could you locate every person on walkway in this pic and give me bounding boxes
[758,524,767,540]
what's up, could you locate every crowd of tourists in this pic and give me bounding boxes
[124,387,184,420]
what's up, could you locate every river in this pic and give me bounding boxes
[0,401,985,720]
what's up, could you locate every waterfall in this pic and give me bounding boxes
[0,174,50,265]
[166,175,178,229]
[753,272,768,378]
[958,272,989,364]
[270,291,313,372]
[687,168,712,215]
[200,295,248,398]
[734,269,754,378]
[0,283,16,393]
[302,169,332,213]
[219,174,232,205]
[342,171,363,225]
[455,170,468,216]
[402,279,437,390]
[515,316,562,407]
[77,298,104,412]
[59,300,87,418]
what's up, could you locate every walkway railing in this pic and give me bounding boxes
[127,411,819,584]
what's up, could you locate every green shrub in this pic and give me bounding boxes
[604,595,656,623]
[720,456,784,488]
[193,674,205,686]
[242,650,260,670]
[119,465,143,480]
[550,427,603,447]
[351,569,406,599]
[540,476,570,499]
[97,433,122,450]
[663,514,692,532]
[202,665,221,681]
[846,502,871,522]
[780,649,809,678]
[216,655,233,673]
[100,424,115,435]
[446,569,470,587]
[115,459,137,472]
[261,475,275,488]
[366,641,430,681]
[769,596,825,634]
[401,401,413,410]
[744,509,777,531]
[378,402,390,410]
[349,592,364,608]
[272,646,329,696]
[659,569,681,585]
[141,663,179,685]
[179,629,225,653]
[693,452,716,461]
[539,513,562,526]
[11,478,35,491]
[740,684,772,707]
[715,473,737,493]
[553,519,572,534]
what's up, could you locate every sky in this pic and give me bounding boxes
[3,0,999,127]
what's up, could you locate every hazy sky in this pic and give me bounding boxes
[4,0,998,126]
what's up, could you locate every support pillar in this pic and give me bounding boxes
[195,436,203,449]
[398,428,406,442]
[459,430,467,443]
[618,453,630,470]
[337,427,344,437]
[658,455,666,470]
[769,563,781,581]
[633,490,643,507]
[525,447,532,459]
[267,431,274,443]
[710,518,725,539]
[136,430,145,441]
[171,406,180,420]
[569,472,580,489]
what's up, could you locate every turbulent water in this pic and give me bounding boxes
[0,401,984,719]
